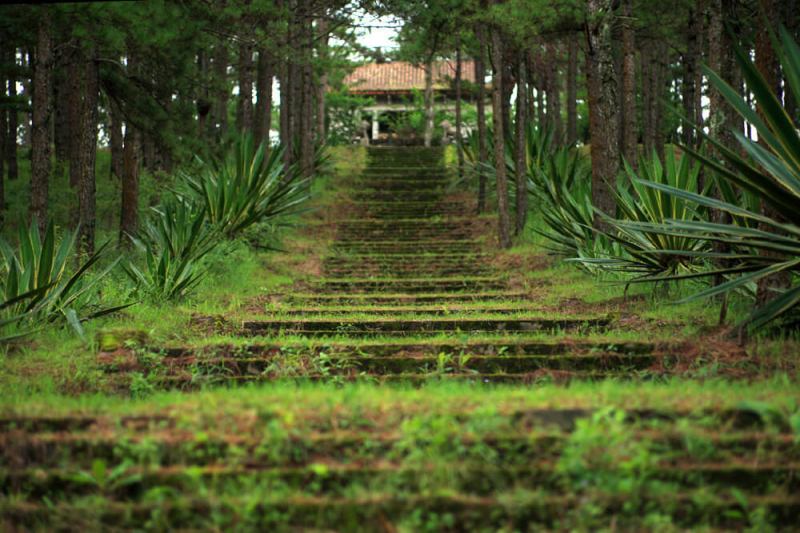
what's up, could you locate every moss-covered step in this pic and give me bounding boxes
[240,316,609,336]
[308,277,508,293]
[280,290,530,304]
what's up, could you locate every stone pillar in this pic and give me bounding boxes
[372,111,379,141]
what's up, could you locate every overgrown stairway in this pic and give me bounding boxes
[125,146,668,386]
[5,148,797,530]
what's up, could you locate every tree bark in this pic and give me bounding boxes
[0,49,7,209]
[566,33,578,145]
[119,123,140,246]
[423,59,434,148]
[7,48,18,181]
[476,22,488,213]
[754,0,791,308]
[237,40,254,133]
[255,48,274,148]
[316,16,329,143]
[300,4,314,178]
[31,11,52,233]
[621,0,637,169]
[109,101,123,179]
[682,5,700,147]
[514,50,527,235]
[455,44,464,179]
[545,43,562,143]
[72,49,99,254]
[490,19,511,249]
[119,50,140,246]
[213,40,229,140]
[53,47,70,174]
[585,0,620,228]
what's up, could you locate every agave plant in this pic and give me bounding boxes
[579,150,712,279]
[0,220,122,340]
[623,27,800,330]
[124,200,219,301]
[181,134,310,238]
[528,147,598,258]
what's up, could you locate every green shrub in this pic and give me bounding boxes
[181,134,310,238]
[0,220,121,340]
[621,27,800,330]
[123,200,218,302]
[580,150,711,279]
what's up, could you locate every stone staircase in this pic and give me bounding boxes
[3,147,797,530]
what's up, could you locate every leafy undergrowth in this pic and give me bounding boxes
[2,381,799,530]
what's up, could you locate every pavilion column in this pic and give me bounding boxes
[371,111,379,141]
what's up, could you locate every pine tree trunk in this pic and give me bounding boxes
[316,17,329,143]
[7,48,18,181]
[455,44,464,179]
[640,44,652,154]
[109,101,123,179]
[0,49,7,207]
[120,50,140,246]
[31,11,52,233]
[237,40,254,133]
[74,50,99,254]
[754,0,790,308]
[652,43,666,160]
[476,22,488,214]
[621,0,637,169]
[300,6,314,178]
[213,40,229,140]
[585,0,620,228]
[514,50,527,236]
[490,18,511,249]
[423,59,434,148]
[546,43,562,143]
[119,123,139,245]
[567,34,578,145]
[682,6,700,147]
[255,48,274,148]
[53,48,70,173]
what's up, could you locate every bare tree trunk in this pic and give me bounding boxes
[455,43,464,179]
[120,50,140,246]
[53,48,70,175]
[476,22,488,213]
[74,50,99,254]
[682,5,700,147]
[546,43,562,143]
[754,0,791,308]
[7,48,18,181]
[707,0,738,324]
[213,40,229,140]
[255,48,274,148]
[237,40,254,133]
[490,19,511,249]
[423,59,434,148]
[621,0,638,168]
[652,43,666,160]
[109,101,123,179]
[585,0,620,228]
[196,49,212,140]
[640,43,652,154]
[567,34,578,145]
[119,122,140,246]
[300,5,314,178]
[316,16,329,143]
[514,50,527,236]
[31,11,52,233]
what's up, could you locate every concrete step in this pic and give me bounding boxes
[241,316,609,336]
[309,277,507,293]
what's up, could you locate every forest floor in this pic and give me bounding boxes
[1,146,799,530]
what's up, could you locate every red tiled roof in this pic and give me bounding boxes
[344,60,477,93]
